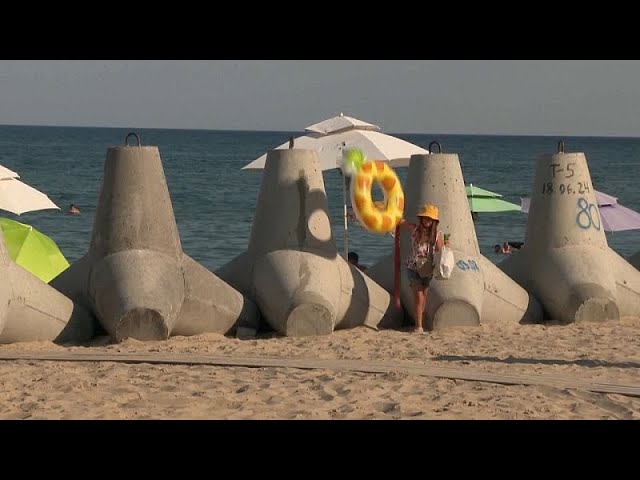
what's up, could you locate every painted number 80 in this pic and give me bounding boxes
[576,198,601,231]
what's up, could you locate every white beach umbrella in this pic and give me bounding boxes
[242,113,428,256]
[304,114,380,135]
[0,165,19,180]
[0,164,60,215]
[242,114,427,171]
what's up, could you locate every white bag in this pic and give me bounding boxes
[436,246,454,279]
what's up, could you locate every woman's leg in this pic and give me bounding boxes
[422,285,431,330]
[412,284,426,332]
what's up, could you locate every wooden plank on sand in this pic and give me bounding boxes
[0,351,638,397]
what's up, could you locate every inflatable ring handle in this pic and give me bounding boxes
[125,132,141,147]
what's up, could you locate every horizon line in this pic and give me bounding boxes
[0,123,637,139]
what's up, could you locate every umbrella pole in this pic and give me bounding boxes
[342,173,349,258]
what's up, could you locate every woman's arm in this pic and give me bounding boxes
[398,218,415,232]
[435,231,449,251]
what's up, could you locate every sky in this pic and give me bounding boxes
[1,60,640,136]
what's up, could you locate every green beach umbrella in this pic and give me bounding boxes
[466,184,521,213]
[0,217,69,283]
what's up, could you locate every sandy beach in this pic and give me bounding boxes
[0,316,638,420]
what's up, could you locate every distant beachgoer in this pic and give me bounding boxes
[494,242,515,254]
[348,251,368,271]
[346,207,358,223]
[508,241,524,250]
[68,204,80,215]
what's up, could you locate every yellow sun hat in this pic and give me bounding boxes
[417,204,439,221]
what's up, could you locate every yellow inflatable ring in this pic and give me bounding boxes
[351,161,404,234]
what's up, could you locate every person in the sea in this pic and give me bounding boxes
[507,241,524,250]
[494,242,521,254]
[346,207,358,223]
[494,243,511,254]
[68,204,80,215]
[398,204,448,334]
[347,251,367,271]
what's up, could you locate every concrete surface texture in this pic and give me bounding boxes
[368,147,542,330]
[499,143,640,323]
[0,230,95,344]
[51,135,258,342]
[217,149,403,336]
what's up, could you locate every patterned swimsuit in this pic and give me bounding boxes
[406,226,438,270]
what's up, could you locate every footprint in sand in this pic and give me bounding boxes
[378,402,400,414]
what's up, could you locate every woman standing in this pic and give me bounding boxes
[398,204,447,333]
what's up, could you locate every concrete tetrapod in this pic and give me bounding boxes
[216,149,403,336]
[0,228,95,344]
[367,145,542,330]
[51,134,258,342]
[499,142,640,323]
